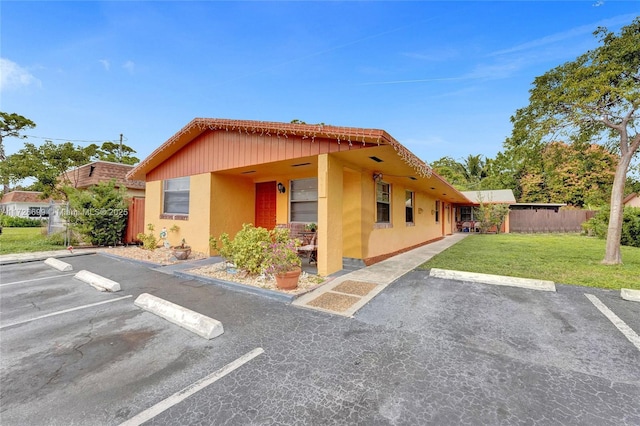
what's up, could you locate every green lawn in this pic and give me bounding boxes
[0,227,65,255]
[420,233,640,290]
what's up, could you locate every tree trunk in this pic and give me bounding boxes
[602,154,633,265]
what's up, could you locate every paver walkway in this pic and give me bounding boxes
[293,233,469,317]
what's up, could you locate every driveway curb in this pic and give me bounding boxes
[173,270,298,302]
[0,250,96,265]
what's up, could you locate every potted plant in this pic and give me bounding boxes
[171,238,191,260]
[262,228,302,290]
[304,222,317,232]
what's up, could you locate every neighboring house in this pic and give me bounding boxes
[624,193,640,208]
[127,118,470,276]
[61,160,145,197]
[0,191,55,219]
[56,161,146,241]
[456,189,517,233]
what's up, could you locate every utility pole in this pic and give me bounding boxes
[119,133,123,163]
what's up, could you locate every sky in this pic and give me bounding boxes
[1,1,639,167]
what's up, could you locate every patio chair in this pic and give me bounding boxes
[297,231,317,264]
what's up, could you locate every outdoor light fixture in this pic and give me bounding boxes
[373,172,383,182]
[277,182,286,193]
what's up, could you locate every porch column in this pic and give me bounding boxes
[317,153,343,276]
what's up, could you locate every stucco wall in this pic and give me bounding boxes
[363,178,443,260]
[209,174,255,248]
[144,173,212,254]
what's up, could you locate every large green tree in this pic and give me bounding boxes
[0,112,36,161]
[509,18,640,264]
[518,141,617,207]
[0,112,36,193]
[96,141,139,165]
[3,141,99,199]
[431,154,487,191]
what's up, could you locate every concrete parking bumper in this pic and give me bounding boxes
[134,293,224,340]
[429,268,556,292]
[74,270,121,292]
[44,257,73,272]
[621,288,640,303]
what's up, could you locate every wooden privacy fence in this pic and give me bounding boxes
[125,197,145,244]
[509,209,596,233]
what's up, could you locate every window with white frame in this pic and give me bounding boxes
[405,190,414,223]
[163,177,190,215]
[290,178,318,222]
[376,181,391,223]
[435,200,440,223]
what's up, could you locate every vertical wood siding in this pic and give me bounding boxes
[146,131,365,181]
[125,197,145,243]
[510,209,596,233]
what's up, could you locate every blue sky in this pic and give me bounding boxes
[1,1,638,166]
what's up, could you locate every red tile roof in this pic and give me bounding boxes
[61,161,145,190]
[0,191,52,204]
[127,118,433,181]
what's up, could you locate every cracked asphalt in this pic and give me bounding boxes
[1,255,639,425]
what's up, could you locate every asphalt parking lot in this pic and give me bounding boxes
[1,254,639,425]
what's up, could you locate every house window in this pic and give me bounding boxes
[163,177,190,215]
[405,191,414,223]
[460,206,472,221]
[290,178,317,222]
[376,181,391,223]
[435,200,440,223]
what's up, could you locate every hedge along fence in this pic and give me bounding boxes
[0,216,47,228]
[509,209,596,233]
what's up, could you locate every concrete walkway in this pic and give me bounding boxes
[293,233,469,317]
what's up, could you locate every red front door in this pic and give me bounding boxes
[255,181,277,229]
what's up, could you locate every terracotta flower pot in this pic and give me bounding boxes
[274,266,301,290]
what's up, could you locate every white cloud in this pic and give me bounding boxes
[0,58,41,91]
[490,14,636,57]
[99,59,111,71]
[122,60,135,74]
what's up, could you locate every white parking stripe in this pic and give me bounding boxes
[585,293,640,352]
[0,273,77,287]
[0,295,133,329]
[120,347,265,426]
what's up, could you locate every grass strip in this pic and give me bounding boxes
[419,233,640,290]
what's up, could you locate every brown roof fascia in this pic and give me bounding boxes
[127,118,435,181]
[623,192,638,204]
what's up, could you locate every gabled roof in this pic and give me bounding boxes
[127,118,433,181]
[461,189,516,204]
[62,161,145,190]
[0,191,52,204]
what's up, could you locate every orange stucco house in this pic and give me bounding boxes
[127,118,470,276]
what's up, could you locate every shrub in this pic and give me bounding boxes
[46,230,81,246]
[210,224,272,274]
[137,224,158,250]
[66,181,128,246]
[261,228,301,275]
[0,215,45,227]
[582,207,640,247]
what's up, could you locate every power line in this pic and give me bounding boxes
[23,134,128,144]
